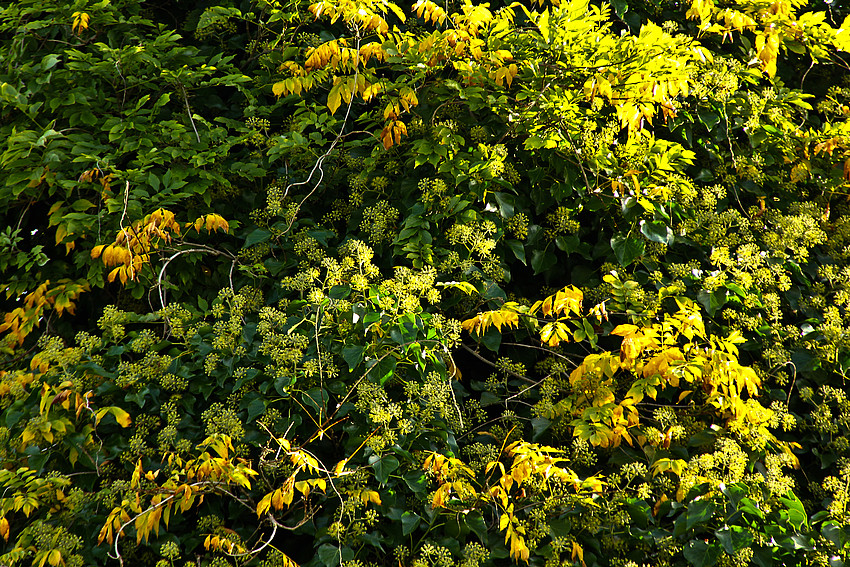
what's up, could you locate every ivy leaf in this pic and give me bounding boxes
[698,110,721,131]
[506,239,526,265]
[326,283,352,300]
[686,499,716,531]
[366,356,397,385]
[683,539,722,567]
[244,228,271,248]
[341,345,365,370]
[714,525,753,555]
[372,455,399,485]
[243,393,267,422]
[465,512,488,543]
[480,326,502,352]
[610,0,629,18]
[611,235,645,266]
[401,511,420,535]
[697,290,727,317]
[640,220,674,245]
[493,192,515,217]
[317,544,353,567]
[531,249,557,275]
[779,490,808,531]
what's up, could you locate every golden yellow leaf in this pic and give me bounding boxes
[110,407,132,427]
[71,12,90,34]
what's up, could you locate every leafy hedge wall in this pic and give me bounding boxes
[3,0,850,566]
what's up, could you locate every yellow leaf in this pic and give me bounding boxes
[107,266,121,284]
[257,492,273,516]
[131,459,144,489]
[327,81,342,114]
[110,407,132,427]
[368,490,381,505]
[94,407,109,425]
[572,542,585,567]
[71,12,90,34]
[611,324,639,336]
[272,82,287,97]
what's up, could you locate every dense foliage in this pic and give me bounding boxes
[3,0,850,565]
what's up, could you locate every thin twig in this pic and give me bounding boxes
[156,246,235,312]
[118,181,133,272]
[178,81,202,143]
[460,343,536,384]
[282,27,363,234]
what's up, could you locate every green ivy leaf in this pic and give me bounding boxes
[317,544,354,567]
[686,499,716,531]
[372,455,399,485]
[401,511,420,535]
[640,220,674,245]
[779,491,808,531]
[531,249,557,275]
[697,290,727,317]
[506,239,527,265]
[683,540,722,567]
[243,393,267,422]
[244,228,271,247]
[714,525,753,555]
[611,235,645,266]
[341,345,365,371]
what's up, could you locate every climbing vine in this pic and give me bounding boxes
[3,0,850,565]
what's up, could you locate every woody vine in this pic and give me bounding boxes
[2,0,850,566]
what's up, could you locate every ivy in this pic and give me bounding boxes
[3,0,850,565]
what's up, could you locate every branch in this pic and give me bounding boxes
[460,343,536,384]
[156,246,236,312]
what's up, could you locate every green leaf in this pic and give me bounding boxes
[244,228,271,247]
[531,249,557,275]
[779,491,808,531]
[244,394,267,422]
[372,455,399,485]
[776,533,814,550]
[611,235,645,267]
[493,192,515,217]
[698,110,721,131]
[724,282,747,297]
[737,497,764,519]
[329,285,351,299]
[610,0,629,18]
[715,525,753,555]
[302,388,329,416]
[506,239,526,264]
[683,540,722,567]
[367,356,397,385]
[70,198,95,212]
[341,345,365,371]
[531,417,551,441]
[822,522,846,548]
[317,544,353,567]
[401,511,420,535]
[403,471,428,495]
[465,512,488,543]
[686,499,716,531]
[697,290,727,317]
[480,325,502,352]
[640,220,674,245]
